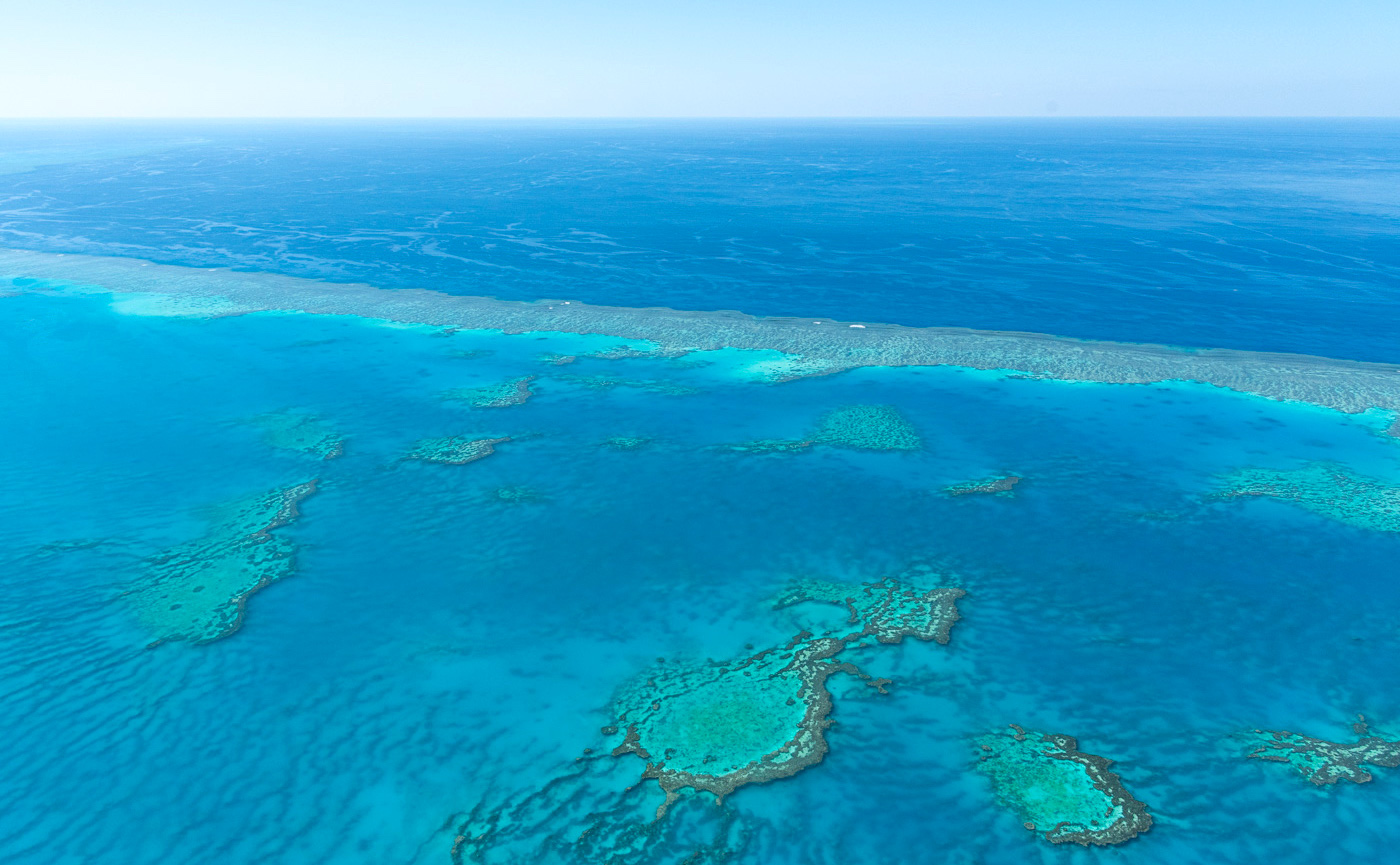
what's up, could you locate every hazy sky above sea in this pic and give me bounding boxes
[3,0,1397,117]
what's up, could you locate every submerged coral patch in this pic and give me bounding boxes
[558,374,701,396]
[249,411,345,459]
[1217,463,1400,532]
[740,354,840,382]
[714,439,814,455]
[976,725,1152,846]
[601,435,652,451]
[406,436,510,465]
[810,404,921,451]
[443,376,536,408]
[126,480,317,645]
[490,485,546,504]
[944,475,1021,497]
[1246,716,1400,785]
[583,343,691,361]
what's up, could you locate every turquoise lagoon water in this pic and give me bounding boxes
[3,123,1400,864]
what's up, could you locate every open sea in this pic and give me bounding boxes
[2,121,1399,865]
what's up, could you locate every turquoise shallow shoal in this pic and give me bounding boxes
[3,283,1400,865]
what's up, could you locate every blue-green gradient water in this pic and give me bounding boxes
[2,123,1400,864]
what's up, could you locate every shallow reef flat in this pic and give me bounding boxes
[248,411,345,459]
[405,435,509,465]
[607,575,963,817]
[976,725,1152,846]
[609,636,855,817]
[1246,716,1400,785]
[1216,463,1400,532]
[125,480,317,645]
[442,376,535,408]
[6,248,1400,428]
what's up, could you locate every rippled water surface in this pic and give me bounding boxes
[2,123,1400,864]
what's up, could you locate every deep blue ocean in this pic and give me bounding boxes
[2,122,1399,865]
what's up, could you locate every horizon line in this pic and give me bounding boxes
[2,115,1398,122]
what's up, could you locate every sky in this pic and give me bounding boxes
[2,0,1397,117]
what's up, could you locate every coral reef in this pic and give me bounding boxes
[741,355,841,382]
[537,352,576,365]
[716,405,920,455]
[11,247,1400,422]
[249,411,345,459]
[1216,463,1400,532]
[714,439,814,455]
[445,757,755,865]
[945,475,1022,497]
[406,436,510,465]
[1246,715,1400,785]
[583,344,691,361]
[773,577,965,646]
[490,485,546,504]
[608,575,964,816]
[443,376,536,408]
[126,480,317,645]
[976,724,1152,846]
[601,436,652,451]
[810,405,921,451]
[558,374,701,396]
[610,636,869,817]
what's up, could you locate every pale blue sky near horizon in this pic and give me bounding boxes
[2,0,1397,118]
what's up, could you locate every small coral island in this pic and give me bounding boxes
[1246,716,1400,785]
[976,724,1152,846]
[126,480,317,645]
[606,576,964,817]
